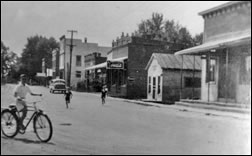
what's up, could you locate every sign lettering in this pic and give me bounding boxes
[107,61,124,69]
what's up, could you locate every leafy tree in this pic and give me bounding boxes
[163,19,180,43]
[138,12,164,39]
[1,41,18,82]
[192,33,203,46]
[21,35,59,79]
[136,13,203,51]
[178,27,193,49]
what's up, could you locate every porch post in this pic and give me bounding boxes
[180,55,183,100]
[225,48,229,103]
[192,55,195,99]
[207,51,210,102]
[111,69,113,89]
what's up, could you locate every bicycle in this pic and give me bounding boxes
[1,96,53,142]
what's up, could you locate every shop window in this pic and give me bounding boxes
[185,77,201,88]
[76,71,81,78]
[76,55,82,66]
[240,55,251,84]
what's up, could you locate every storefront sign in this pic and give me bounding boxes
[107,61,124,69]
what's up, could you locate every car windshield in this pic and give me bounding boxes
[52,79,65,84]
[55,80,65,84]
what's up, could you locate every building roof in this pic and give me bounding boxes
[146,53,201,71]
[175,30,251,55]
[198,1,249,16]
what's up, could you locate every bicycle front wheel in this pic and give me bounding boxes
[1,109,19,138]
[33,113,53,142]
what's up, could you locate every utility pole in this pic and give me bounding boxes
[67,30,77,87]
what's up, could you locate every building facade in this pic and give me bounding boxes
[84,52,107,91]
[84,52,107,69]
[175,1,251,105]
[107,33,180,99]
[59,35,111,87]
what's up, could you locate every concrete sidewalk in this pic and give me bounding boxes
[82,92,251,120]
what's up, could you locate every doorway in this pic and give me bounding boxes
[152,77,156,99]
[218,49,237,101]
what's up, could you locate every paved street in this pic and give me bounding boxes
[1,84,251,155]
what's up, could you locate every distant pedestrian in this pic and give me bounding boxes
[101,85,108,105]
[64,87,73,109]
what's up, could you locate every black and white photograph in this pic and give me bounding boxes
[1,1,251,155]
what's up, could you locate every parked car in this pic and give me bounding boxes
[49,79,66,94]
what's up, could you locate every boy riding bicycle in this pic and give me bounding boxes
[13,74,42,130]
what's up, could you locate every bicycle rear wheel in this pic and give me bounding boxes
[33,113,53,142]
[1,109,19,138]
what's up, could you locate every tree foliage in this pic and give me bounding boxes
[20,35,59,78]
[1,41,18,79]
[137,12,203,50]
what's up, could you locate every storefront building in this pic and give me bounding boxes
[175,1,251,105]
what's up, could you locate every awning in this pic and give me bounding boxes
[85,62,107,71]
[175,33,251,55]
[108,56,128,62]
[84,57,128,71]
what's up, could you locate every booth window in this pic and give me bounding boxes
[157,76,161,94]
[148,76,151,93]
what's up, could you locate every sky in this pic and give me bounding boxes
[1,1,228,56]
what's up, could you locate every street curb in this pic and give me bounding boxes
[176,101,251,114]
[79,92,251,120]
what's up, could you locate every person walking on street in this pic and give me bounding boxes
[64,87,73,109]
[101,85,108,105]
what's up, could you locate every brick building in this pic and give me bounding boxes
[84,52,107,68]
[175,1,251,105]
[59,35,111,88]
[107,33,180,99]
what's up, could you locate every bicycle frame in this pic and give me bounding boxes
[16,101,44,131]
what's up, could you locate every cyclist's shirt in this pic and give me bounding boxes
[13,83,32,99]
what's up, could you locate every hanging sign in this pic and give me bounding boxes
[107,61,124,69]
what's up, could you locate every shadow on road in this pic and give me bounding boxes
[59,123,72,126]
[1,136,55,145]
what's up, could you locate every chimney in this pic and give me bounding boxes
[84,37,87,43]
